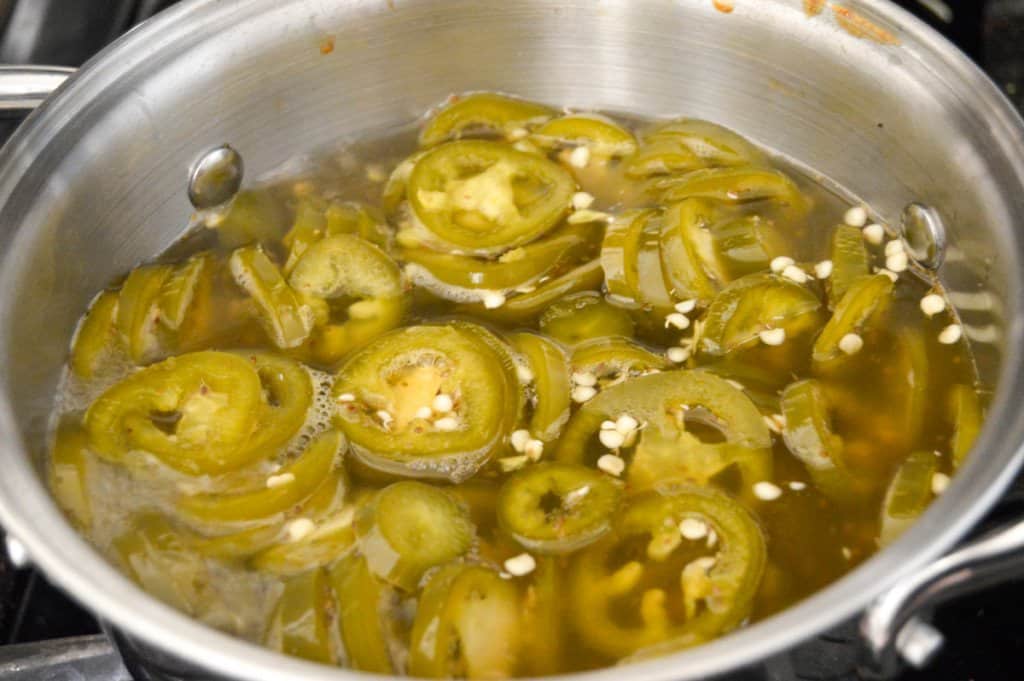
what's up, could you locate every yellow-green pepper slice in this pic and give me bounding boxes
[465,258,605,324]
[879,450,938,546]
[419,92,555,146]
[116,264,173,364]
[234,351,313,460]
[640,118,764,167]
[210,190,288,248]
[404,140,575,255]
[654,167,807,217]
[265,568,336,664]
[570,337,669,389]
[330,553,397,673]
[600,209,650,308]
[949,384,982,469]
[70,290,120,378]
[498,462,621,554]
[624,139,703,179]
[532,113,638,157]
[48,422,93,530]
[520,556,565,675]
[85,351,263,475]
[539,291,635,344]
[190,523,285,561]
[177,429,345,525]
[229,245,316,349]
[158,253,212,332]
[355,481,474,591]
[711,214,784,280]
[827,225,870,306]
[701,273,823,356]
[657,199,725,305]
[251,510,356,576]
[509,332,572,443]
[288,233,404,362]
[780,379,865,505]
[283,199,392,275]
[812,273,894,367]
[332,324,518,481]
[409,562,521,679]
[570,486,766,659]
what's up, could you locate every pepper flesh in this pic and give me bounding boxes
[509,332,572,442]
[420,92,555,147]
[266,568,336,664]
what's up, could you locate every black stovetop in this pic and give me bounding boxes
[0,1,1021,680]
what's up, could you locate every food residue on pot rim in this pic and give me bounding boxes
[319,36,335,55]
[831,4,901,45]
[804,0,826,17]
[713,0,735,12]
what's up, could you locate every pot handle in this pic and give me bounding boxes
[859,517,1024,678]
[0,65,75,112]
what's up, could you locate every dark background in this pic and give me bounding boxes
[0,1,1020,680]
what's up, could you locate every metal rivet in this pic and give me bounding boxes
[894,617,944,669]
[900,203,946,270]
[5,535,30,569]
[187,144,244,210]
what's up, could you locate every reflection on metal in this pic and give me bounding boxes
[900,203,947,270]
[187,144,243,211]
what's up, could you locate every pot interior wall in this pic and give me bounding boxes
[0,0,1014,523]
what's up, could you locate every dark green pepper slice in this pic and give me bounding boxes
[520,556,565,675]
[654,167,807,217]
[657,199,725,304]
[404,140,575,255]
[570,337,669,389]
[85,351,263,475]
[780,379,865,505]
[539,291,635,344]
[711,214,784,280]
[251,510,356,576]
[509,333,572,443]
[640,119,763,164]
[419,92,555,146]
[210,190,287,248]
[355,481,474,591]
[116,264,173,364]
[48,423,92,530]
[701,273,823,356]
[70,290,120,378]
[600,209,650,308]
[498,462,621,554]
[827,225,870,306]
[409,563,521,679]
[812,274,894,367]
[465,259,605,324]
[229,245,316,349]
[949,384,982,469]
[332,324,517,481]
[570,486,766,659]
[330,553,397,673]
[235,351,313,460]
[265,568,336,664]
[177,429,345,526]
[532,113,638,157]
[879,450,938,546]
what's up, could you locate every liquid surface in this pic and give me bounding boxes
[48,93,983,677]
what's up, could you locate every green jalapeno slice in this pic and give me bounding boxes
[49,423,93,530]
[827,225,870,306]
[949,384,982,469]
[812,274,894,367]
[569,337,669,389]
[404,140,575,255]
[330,553,398,673]
[230,245,316,349]
[117,264,173,364]
[420,92,555,147]
[70,290,120,378]
[265,568,336,664]
[409,563,522,679]
[657,200,725,305]
[532,113,638,157]
[570,486,766,659]
[654,167,807,217]
[509,333,572,442]
[355,481,474,591]
[520,556,565,675]
[879,450,938,546]
[539,292,635,345]
[158,253,212,332]
[251,509,357,576]
[640,119,764,167]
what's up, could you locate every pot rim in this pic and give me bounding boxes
[0,1,1022,680]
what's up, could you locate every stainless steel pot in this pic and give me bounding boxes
[0,1,1022,680]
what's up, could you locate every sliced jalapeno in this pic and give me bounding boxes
[49,423,92,529]
[420,92,555,146]
[701,273,823,356]
[601,209,649,308]
[332,324,518,481]
[570,337,669,389]
[70,290,120,378]
[949,384,982,469]
[330,553,397,673]
[498,462,621,554]
[657,199,725,305]
[234,351,313,459]
[284,199,393,276]
[812,274,894,367]
[402,227,594,300]
[409,563,521,679]
[281,198,328,275]
[356,481,474,591]
[265,568,336,664]
[557,371,772,490]
[532,113,638,157]
[117,264,173,364]
[520,556,565,675]
[827,225,870,306]
[571,486,766,659]
[781,379,866,505]
[158,253,212,332]
[177,429,345,525]
[229,245,316,349]
[472,258,606,324]
[288,233,404,361]
[404,140,575,255]
[654,167,807,217]
[540,291,635,344]
[641,119,764,167]
[711,214,784,280]
[251,510,357,576]
[879,450,938,546]
[509,333,572,442]
[382,151,427,215]
[624,139,703,179]
[211,190,288,248]
[325,200,392,250]
[191,522,285,561]
[85,351,263,475]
